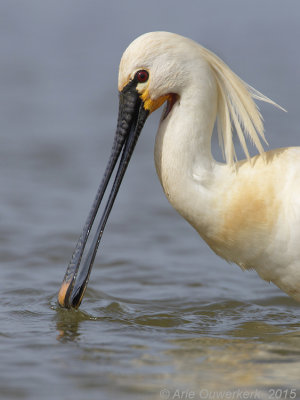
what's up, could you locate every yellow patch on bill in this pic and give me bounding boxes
[141,89,172,113]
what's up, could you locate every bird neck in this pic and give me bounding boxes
[154,79,218,224]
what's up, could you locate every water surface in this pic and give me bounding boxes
[1,1,300,399]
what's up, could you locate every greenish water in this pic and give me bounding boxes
[1,1,300,399]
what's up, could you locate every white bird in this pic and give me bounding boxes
[58,31,299,309]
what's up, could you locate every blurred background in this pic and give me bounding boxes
[1,1,300,400]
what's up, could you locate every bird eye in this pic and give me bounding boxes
[135,70,149,83]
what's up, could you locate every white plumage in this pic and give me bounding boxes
[119,32,300,301]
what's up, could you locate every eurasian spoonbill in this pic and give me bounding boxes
[58,32,297,309]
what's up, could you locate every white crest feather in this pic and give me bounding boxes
[199,47,285,165]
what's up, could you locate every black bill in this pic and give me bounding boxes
[58,80,149,308]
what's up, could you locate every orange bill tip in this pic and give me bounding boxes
[57,281,71,308]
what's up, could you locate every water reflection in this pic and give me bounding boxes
[165,332,300,394]
[55,308,90,342]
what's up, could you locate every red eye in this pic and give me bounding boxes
[136,70,149,83]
